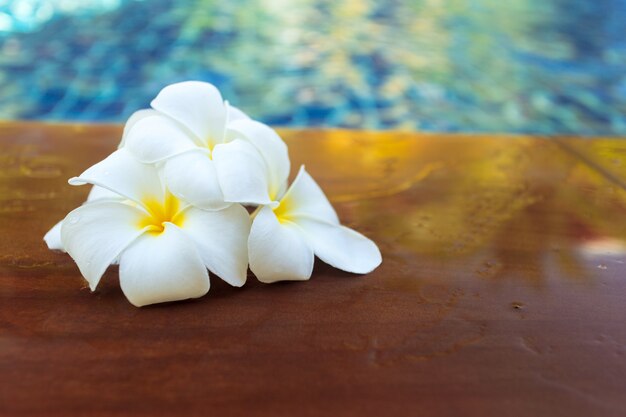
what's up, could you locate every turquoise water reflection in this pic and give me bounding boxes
[0,0,624,135]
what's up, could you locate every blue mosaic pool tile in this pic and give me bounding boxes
[0,0,624,135]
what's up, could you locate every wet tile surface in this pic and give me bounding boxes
[1,123,626,416]
[556,136,626,187]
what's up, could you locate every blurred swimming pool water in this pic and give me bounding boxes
[0,0,624,135]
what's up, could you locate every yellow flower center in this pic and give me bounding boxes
[138,192,185,234]
[273,198,293,225]
[205,137,217,156]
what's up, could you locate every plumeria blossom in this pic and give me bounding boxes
[52,148,250,307]
[45,80,381,306]
[121,81,290,210]
[248,165,382,283]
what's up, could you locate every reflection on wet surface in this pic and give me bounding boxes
[289,131,626,285]
[1,123,625,416]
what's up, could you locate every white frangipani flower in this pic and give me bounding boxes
[44,80,382,306]
[57,148,251,307]
[122,81,290,209]
[248,166,382,283]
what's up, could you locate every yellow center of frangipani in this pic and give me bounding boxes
[273,196,294,225]
[205,136,217,157]
[138,192,185,234]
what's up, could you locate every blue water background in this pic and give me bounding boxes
[0,0,624,135]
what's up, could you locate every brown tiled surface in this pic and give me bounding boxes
[1,122,625,416]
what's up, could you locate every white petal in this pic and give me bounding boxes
[60,201,149,290]
[87,185,124,202]
[125,114,200,163]
[119,223,209,307]
[248,206,314,283]
[227,119,290,200]
[163,151,229,210]
[45,186,123,253]
[212,139,273,205]
[180,205,250,287]
[68,148,164,204]
[295,217,381,274]
[44,220,65,251]
[226,103,250,122]
[119,109,160,149]
[278,166,339,224]
[150,81,226,145]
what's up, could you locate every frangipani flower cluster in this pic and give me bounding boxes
[44,81,381,307]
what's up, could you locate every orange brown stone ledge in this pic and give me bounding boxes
[1,121,625,416]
